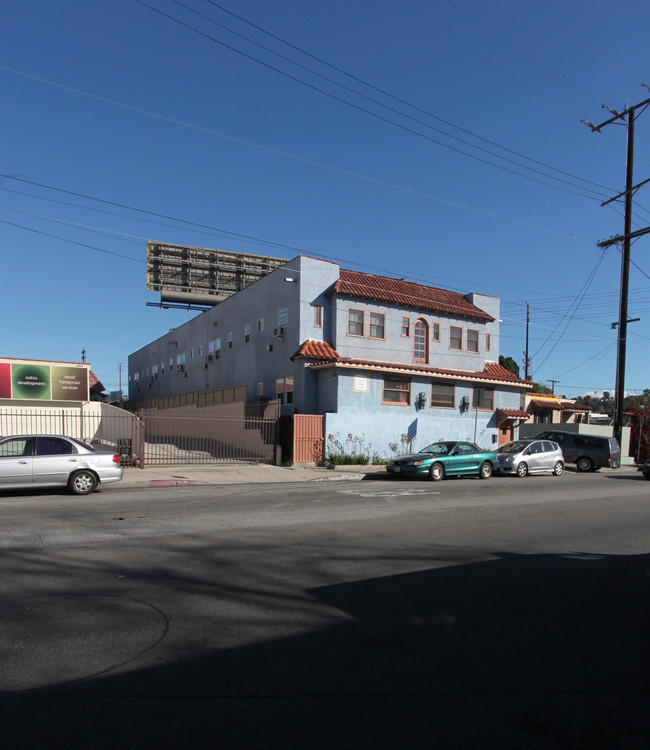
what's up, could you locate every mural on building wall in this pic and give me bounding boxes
[0,362,89,401]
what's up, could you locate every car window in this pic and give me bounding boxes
[0,438,31,457]
[530,442,544,454]
[454,444,475,455]
[424,443,450,455]
[35,437,76,456]
[501,442,525,454]
[542,441,555,452]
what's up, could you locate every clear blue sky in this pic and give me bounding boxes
[2,0,649,398]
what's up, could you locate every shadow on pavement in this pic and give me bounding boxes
[3,551,649,749]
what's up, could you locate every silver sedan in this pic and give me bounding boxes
[0,435,124,495]
[496,439,564,477]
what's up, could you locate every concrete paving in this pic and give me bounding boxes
[119,462,387,488]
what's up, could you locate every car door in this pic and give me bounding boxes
[446,443,478,475]
[526,441,546,473]
[0,437,35,487]
[32,437,80,487]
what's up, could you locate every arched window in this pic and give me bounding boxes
[413,319,429,363]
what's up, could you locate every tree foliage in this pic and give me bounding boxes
[499,355,520,378]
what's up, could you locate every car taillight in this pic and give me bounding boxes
[112,454,120,464]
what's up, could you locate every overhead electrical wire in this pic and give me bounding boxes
[195,0,615,198]
[135,0,612,202]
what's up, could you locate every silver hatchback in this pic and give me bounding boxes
[0,434,124,495]
[496,439,564,477]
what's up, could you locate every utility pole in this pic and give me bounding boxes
[547,379,559,394]
[588,95,650,444]
[524,302,530,380]
[81,349,86,363]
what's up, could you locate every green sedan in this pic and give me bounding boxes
[386,441,497,481]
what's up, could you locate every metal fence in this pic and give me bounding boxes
[0,408,278,467]
[138,412,278,466]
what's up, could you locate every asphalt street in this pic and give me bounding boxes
[0,467,648,749]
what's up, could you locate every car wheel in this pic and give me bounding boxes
[553,461,564,476]
[479,461,493,479]
[429,463,445,481]
[516,462,528,478]
[576,456,594,473]
[69,470,98,495]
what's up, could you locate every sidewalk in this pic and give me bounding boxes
[119,462,387,488]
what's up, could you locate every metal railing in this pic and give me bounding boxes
[0,408,278,467]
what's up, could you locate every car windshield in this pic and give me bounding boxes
[422,442,455,455]
[500,441,529,454]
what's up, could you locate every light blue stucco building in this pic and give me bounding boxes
[129,255,531,459]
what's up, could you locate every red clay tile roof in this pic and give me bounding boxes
[329,269,494,321]
[291,340,340,361]
[484,362,529,382]
[307,355,532,387]
[496,408,530,419]
[89,370,104,392]
[560,401,590,411]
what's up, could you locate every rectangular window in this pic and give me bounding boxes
[257,381,264,397]
[227,332,233,349]
[473,387,494,410]
[208,340,215,353]
[198,346,203,357]
[244,324,251,343]
[485,333,491,352]
[382,376,411,405]
[285,376,294,405]
[347,308,364,336]
[258,318,264,333]
[401,317,410,337]
[214,338,221,359]
[369,312,385,339]
[467,328,479,353]
[314,306,323,328]
[276,377,285,404]
[278,309,288,326]
[432,322,440,342]
[450,325,463,350]
[431,381,455,408]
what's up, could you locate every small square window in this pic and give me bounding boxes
[401,317,410,337]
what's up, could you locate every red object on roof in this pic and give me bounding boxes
[89,370,104,393]
[291,340,340,361]
[496,408,530,419]
[329,269,494,321]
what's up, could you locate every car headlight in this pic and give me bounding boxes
[410,460,425,466]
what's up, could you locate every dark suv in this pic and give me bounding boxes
[533,430,620,472]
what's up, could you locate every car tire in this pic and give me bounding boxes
[479,461,493,479]
[68,470,98,495]
[429,463,445,481]
[516,462,528,478]
[576,456,594,473]
[553,461,564,476]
